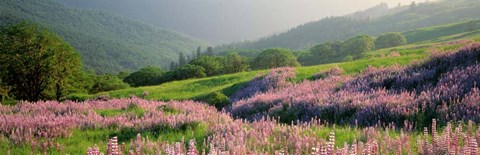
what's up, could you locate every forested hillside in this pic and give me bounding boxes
[0,0,208,73]
[52,0,403,44]
[223,0,480,50]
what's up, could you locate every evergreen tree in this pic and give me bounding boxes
[169,61,177,71]
[191,51,196,60]
[178,52,186,66]
[207,47,214,56]
[196,47,202,58]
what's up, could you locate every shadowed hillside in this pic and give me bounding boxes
[0,0,208,73]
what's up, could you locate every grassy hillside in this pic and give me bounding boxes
[222,0,480,50]
[4,35,480,154]
[84,32,480,102]
[0,0,208,73]
[403,20,480,43]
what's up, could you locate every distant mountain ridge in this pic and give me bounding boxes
[0,0,208,74]
[221,0,480,50]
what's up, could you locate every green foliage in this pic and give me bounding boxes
[0,22,84,101]
[311,41,342,58]
[303,41,345,65]
[253,48,300,69]
[206,47,214,56]
[218,48,262,59]
[189,56,225,76]
[342,55,354,62]
[90,74,129,94]
[187,53,248,76]
[123,66,165,87]
[91,42,433,101]
[170,64,207,80]
[0,122,208,154]
[116,71,129,80]
[0,80,11,103]
[375,32,408,49]
[131,54,248,87]
[86,19,480,102]
[65,93,91,102]
[343,35,375,59]
[0,0,208,74]
[224,53,249,73]
[198,91,230,109]
[178,52,187,66]
[299,35,374,66]
[95,103,145,117]
[157,105,182,115]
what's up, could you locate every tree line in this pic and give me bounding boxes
[0,22,408,103]
[298,32,407,66]
[119,32,407,88]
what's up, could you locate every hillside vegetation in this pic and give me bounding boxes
[222,0,480,50]
[4,1,480,154]
[3,33,480,155]
[0,0,208,73]
[83,31,480,102]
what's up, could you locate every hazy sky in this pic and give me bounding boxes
[59,0,429,43]
[161,0,428,43]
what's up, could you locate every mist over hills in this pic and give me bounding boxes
[0,0,208,74]
[54,0,424,44]
[222,0,480,50]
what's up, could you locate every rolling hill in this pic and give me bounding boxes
[52,0,413,44]
[0,0,209,74]
[72,23,480,102]
[222,0,480,50]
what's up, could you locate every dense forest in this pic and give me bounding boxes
[220,0,480,50]
[0,0,208,73]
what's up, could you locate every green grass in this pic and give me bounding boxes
[73,22,480,103]
[5,18,480,155]
[0,123,208,154]
[101,71,266,101]
[157,105,183,115]
[88,45,430,102]
[403,20,480,43]
[95,103,145,117]
[89,43,429,102]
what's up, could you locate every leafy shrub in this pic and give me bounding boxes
[343,35,375,59]
[342,55,354,61]
[90,74,130,94]
[189,56,225,76]
[171,65,207,80]
[124,66,165,87]
[375,32,407,49]
[252,48,300,69]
